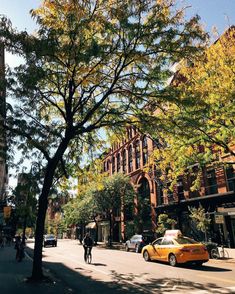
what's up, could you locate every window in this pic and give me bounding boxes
[177,177,184,201]
[135,140,140,169]
[161,238,174,245]
[112,156,115,174]
[122,149,127,173]
[153,238,163,246]
[225,165,235,191]
[205,169,218,195]
[142,135,148,165]
[128,145,133,172]
[117,153,121,172]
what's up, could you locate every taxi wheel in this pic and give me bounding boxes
[169,254,177,267]
[143,250,150,261]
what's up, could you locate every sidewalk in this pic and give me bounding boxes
[0,245,69,294]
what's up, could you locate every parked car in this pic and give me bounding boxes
[43,234,57,247]
[125,234,153,253]
[142,230,209,266]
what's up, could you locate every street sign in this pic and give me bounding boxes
[3,206,11,219]
[214,214,224,224]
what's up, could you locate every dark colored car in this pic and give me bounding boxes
[125,234,151,253]
[43,234,57,247]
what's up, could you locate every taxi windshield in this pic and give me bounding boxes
[175,237,198,244]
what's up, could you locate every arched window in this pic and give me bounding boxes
[122,149,127,173]
[138,177,151,227]
[128,145,133,172]
[142,135,148,166]
[135,140,140,169]
[117,153,121,172]
[112,156,115,174]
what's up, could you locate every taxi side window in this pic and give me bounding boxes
[161,238,174,245]
[153,238,162,245]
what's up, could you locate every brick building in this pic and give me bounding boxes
[102,126,235,247]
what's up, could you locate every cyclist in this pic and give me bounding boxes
[82,233,93,262]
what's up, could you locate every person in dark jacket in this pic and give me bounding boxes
[15,236,24,261]
[82,233,93,262]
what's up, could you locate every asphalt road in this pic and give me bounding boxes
[26,239,235,294]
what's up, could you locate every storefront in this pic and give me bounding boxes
[155,191,235,248]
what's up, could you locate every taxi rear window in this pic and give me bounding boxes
[175,237,198,244]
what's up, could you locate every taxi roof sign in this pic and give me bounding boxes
[164,230,182,238]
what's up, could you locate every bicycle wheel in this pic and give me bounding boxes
[211,248,219,259]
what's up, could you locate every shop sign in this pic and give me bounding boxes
[215,214,224,224]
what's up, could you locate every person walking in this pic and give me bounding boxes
[15,236,25,262]
[82,233,93,262]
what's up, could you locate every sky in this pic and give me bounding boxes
[1,0,235,188]
[0,0,234,65]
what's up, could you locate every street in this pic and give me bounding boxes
[26,239,235,293]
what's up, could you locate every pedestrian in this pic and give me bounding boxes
[82,233,93,262]
[14,236,25,262]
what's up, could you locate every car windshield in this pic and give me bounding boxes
[175,237,198,244]
[45,235,55,239]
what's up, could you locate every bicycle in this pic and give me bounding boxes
[85,246,92,264]
[211,245,229,259]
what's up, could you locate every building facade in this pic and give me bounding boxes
[102,126,235,247]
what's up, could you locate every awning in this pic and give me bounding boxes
[85,222,96,229]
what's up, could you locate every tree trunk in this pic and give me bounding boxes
[108,212,112,247]
[22,214,27,246]
[30,135,71,281]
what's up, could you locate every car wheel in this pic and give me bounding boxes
[143,250,150,261]
[125,244,129,252]
[169,254,177,267]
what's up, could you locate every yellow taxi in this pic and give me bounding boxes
[141,230,209,266]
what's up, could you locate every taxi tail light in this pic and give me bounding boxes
[203,246,208,251]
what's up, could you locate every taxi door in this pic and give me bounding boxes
[150,238,163,261]
[160,238,175,261]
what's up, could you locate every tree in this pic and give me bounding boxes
[13,172,38,244]
[189,205,211,242]
[155,213,177,236]
[95,173,135,246]
[0,0,206,281]
[146,27,235,188]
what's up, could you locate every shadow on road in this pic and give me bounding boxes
[150,260,232,272]
[25,246,234,294]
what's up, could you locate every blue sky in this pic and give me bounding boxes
[0,0,234,35]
